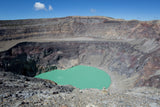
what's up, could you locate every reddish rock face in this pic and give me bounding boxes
[142,75,160,88]
[135,49,160,88]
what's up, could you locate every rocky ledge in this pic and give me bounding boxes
[0,71,160,107]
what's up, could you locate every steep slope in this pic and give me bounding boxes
[0,16,160,52]
[0,16,160,40]
[0,41,160,90]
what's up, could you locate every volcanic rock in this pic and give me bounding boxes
[0,16,160,106]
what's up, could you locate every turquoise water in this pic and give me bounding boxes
[35,65,111,89]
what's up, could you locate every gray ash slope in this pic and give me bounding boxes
[0,16,160,107]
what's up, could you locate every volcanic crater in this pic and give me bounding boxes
[0,16,160,106]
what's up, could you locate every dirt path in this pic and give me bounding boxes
[0,36,130,52]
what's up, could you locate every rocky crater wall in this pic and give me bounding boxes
[0,41,160,89]
[0,16,160,106]
[0,16,160,41]
[0,16,160,90]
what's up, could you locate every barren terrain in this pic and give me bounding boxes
[0,16,160,106]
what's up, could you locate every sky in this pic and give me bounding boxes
[0,0,160,20]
